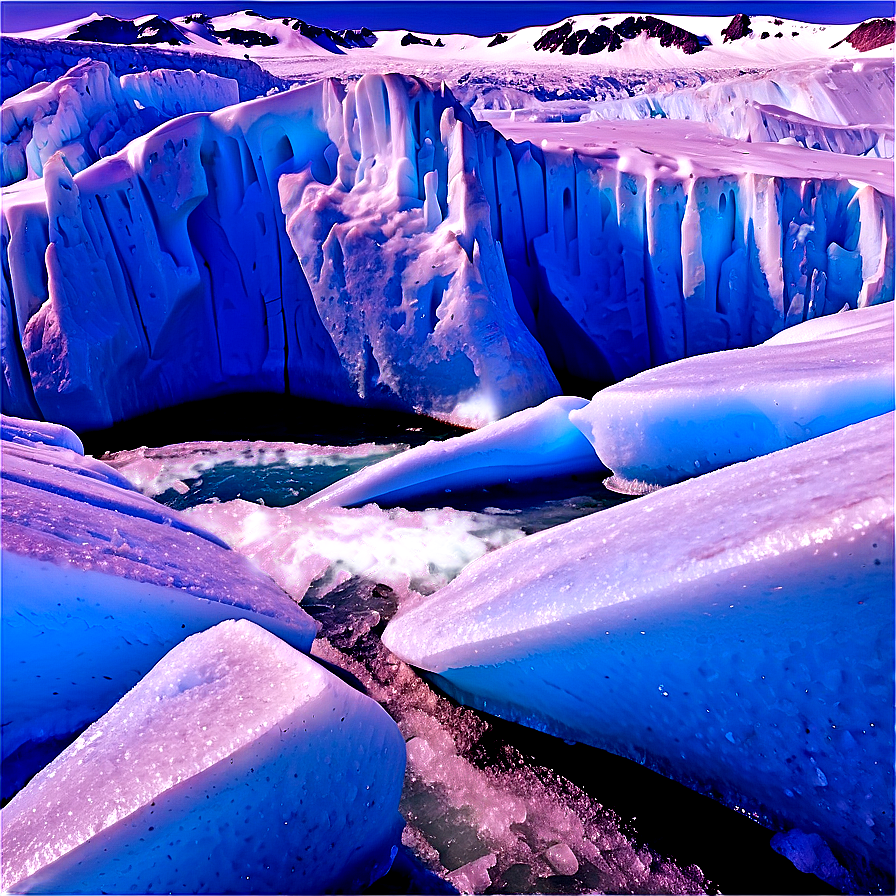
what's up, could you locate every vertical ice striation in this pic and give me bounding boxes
[1,60,239,186]
[1,71,892,430]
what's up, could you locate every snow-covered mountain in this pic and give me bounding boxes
[7,8,895,68]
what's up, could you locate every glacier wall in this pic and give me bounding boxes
[584,58,895,158]
[1,59,239,186]
[1,71,893,430]
[0,36,289,104]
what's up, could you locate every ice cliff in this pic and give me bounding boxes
[1,70,893,430]
[583,57,895,158]
[1,59,239,185]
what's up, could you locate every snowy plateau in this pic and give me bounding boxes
[0,4,894,896]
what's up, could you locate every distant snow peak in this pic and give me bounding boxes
[66,13,189,46]
[534,15,707,56]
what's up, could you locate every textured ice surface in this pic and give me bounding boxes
[1,619,406,895]
[583,58,895,157]
[383,413,895,877]
[3,71,891,429]
[570,303,894,488]
[302,396,604,509]
[1,59,239,185]
[1,415,316,792]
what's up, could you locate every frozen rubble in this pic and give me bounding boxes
[1,619,406,894]
[570,302,895,489]
[2,71,892,431]
[1,59,239,186]
[382,412,895,884]
[0,413,317,797]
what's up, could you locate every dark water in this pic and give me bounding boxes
[92,393,843,896]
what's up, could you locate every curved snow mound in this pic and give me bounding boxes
[1,619,406,895]
[383,412,895,882]
[301,395,604,509]
[569,303,894,488]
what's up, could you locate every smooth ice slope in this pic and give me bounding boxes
[1,415,317,795]
[570,303,895,489]
[302,396,604,509]
[1,619,406,894]
[383,413,895,877]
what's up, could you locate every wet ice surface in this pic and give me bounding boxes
[104,430,840,895]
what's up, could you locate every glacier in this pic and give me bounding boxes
[1,8,894,893]
[382,412,895,882]
[581,57,895,158]
[2,68,892,431]
[0,413,317,797]
[1,59,240,186]
[2,619,406,894]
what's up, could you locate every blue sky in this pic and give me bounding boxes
[2,1,893,35]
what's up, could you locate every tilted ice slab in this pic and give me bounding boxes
[0,415,317,794]
[383,413,895,877]
[570,303,895,489]
[1,59,239,186]
[302,395,604,509]
[1,619,406,895]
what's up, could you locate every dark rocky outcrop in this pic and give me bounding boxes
[401,32,433,47]
[722,14,752,42]
[534,16,705,55]
[488,33,509,47]
[835,18,896,52]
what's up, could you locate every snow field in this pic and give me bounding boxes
[2,619,406,894]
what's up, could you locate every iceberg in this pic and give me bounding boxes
[301,395,604,509]
[382,413,895,879]
[569,303,895,489]
[1,619,406,894]
[1,414,317,796]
